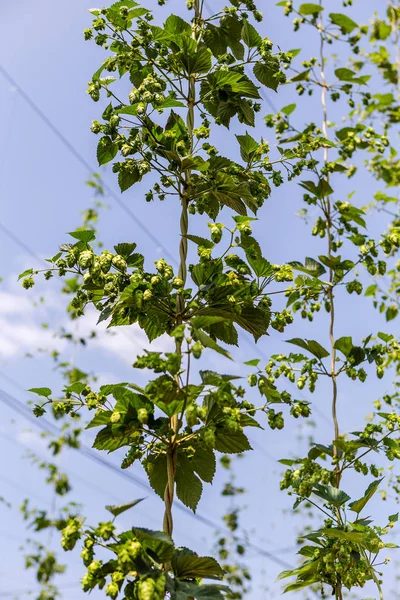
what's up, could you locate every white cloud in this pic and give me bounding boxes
[0,316,67,360]
[0,284,171,366]
[16,428,48,451]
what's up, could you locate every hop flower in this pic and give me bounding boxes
[112,255,127,271]
[79,250,94,269]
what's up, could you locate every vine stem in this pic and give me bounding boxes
[162,0,201,541]
[319,11,342,600]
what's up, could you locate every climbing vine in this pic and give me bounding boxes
[18,0,400,599]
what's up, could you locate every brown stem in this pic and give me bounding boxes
[319,12,342,600]
[162,0,201,540]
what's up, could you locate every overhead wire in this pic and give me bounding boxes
[0,64,176,266]
[0,43,325,573]
[0,64,330,429]
[0,385,295,569]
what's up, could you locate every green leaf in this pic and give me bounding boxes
[68,230,96,243]
[158,98,186,109]
[236,131,259,162]
[118,166,141,192]
[244,359,260,367]
[172,555,225,580]
[335,68,368,85]
[185,234,214,249]
[164,14,191,35]
[247,255,274,277]
[133,527,174,562]
[86,410,113,429]
[329,13,358,33]
[18,268,33,281]
[145,453,167,499]
[92,426,130,452]
[114,242,137,257]
[378,332,394,343]
[349,478,384,514]
[173,581,230,600]
[320,527,372,546]
[97,136,119,166]
[194,329,232,360]
[286,338,329,359]
[241,21,262,48]
[214,430,252,454]
[281,103,296,116]
[106,498,145,518]
[313,484,350,506]
[176,454,203,512]
[334,336,353,357]
[28,387,52,398]
[299,4,324,15]
[253,58,281,92]
[189,445,216,484]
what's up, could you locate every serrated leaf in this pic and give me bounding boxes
[236,131,259,162]
[349,478,384,514]
[185,234,214,249]
[241,21,262,48]
[118,166,140,192]
[68,230,96,243]
[214,430,252,454]
[97,136,119,166]
[28,387,52,398]
[248,255,274,277]
[334,336,353,357]
[173,581,230,600]
[145,453,167,499]
[176,456,203,512]
[194,329,232,360]
[114,242,137,257]
[86,410,113,429]
[106,498,145,517]
[172,555,225,580]
[313,484,350,506]
[133,527,174,562]
[286,338,329,359]
[253,58,281,92]
[190,446,216,484]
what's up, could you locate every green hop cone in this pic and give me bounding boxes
[209,223,224,243]
[79,250,94,269]
[137,577,156,600]
[22,277,35,290]
[185,404,198,427]
[99,251,113,273]
[191,342,203,359]
[90,260,102,277]
[112,254,127,271]
[110,411,121,423]
[106,582,119,599]
[203,427,216,449]
[137,408,148,424]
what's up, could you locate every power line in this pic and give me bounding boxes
[0,221,45,266]
[0,385,294,569]
[0,64,176,266]
[0,63,329,427]
[0,582,81,598]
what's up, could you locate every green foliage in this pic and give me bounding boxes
[19,0,400,598]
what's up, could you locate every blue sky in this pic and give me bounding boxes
[0,0,399,598]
